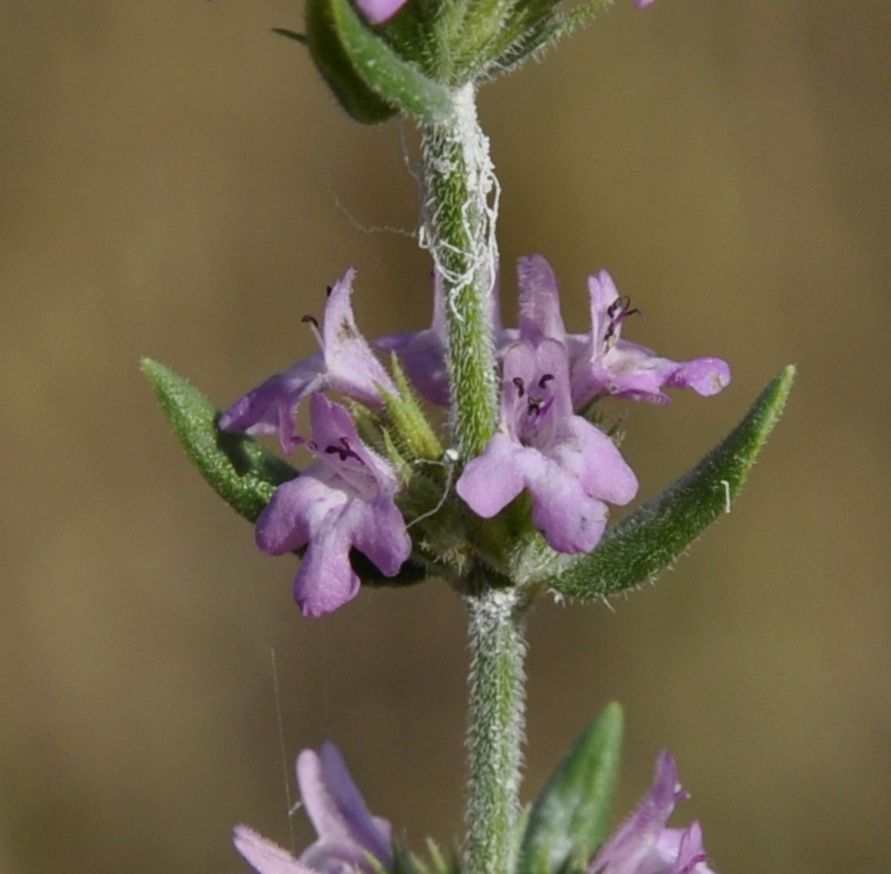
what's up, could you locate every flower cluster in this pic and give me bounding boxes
[233,745,716,874]
[221,256,729,615]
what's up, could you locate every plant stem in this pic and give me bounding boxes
[418,80,521,874]
[464,588,528,874]
[419,83,499,459]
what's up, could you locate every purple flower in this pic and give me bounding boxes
[220,268,397,453]
[456,339,637,553]
[516,255,730,409]
[377,267,506,407]
[588,751,717,874]
[256,393,411,617]
[234,742,393,874]
[376,272,450,406]
[635,0,658,7]
[355,0,408,25]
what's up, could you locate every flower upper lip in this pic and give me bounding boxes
[234,742,393,874]
[220,268,396,453]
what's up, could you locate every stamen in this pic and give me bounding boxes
[526,397,542,416]
[323,436,365,465]
[538,373,555,390]
[325,285,333,298]
[512,376,525,398]
[301,313,324,349]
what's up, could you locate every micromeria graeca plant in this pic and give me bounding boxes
[144,2,794,873]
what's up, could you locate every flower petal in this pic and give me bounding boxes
[554,418,639,507]
[670,822,716,874]
[589,751,683,873]
[297,743,393,871]
[455,432,526,518]
[355,0,408,24]
[518,255,567,346]
[667,357,731,397]
[291,509,361,617]
[219,354,326,452]
[349,497,412,577]
[255,470,342,556]
[376,272,450,405]
[521,451,610,553]
[233,825,315,874]
[324,269,397,405]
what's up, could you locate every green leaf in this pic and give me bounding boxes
[142,358,429,588]
[306,0,398,124]
[547,365,796,600]
[309,0,453,124]
[518,703,623,874]
[141,358,298,522]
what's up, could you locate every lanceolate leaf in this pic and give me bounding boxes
[317,0,453,123]
[547,365,796,600]
[518,703,623,874]
[142,359,298,521]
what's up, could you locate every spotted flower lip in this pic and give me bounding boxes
[515,255,731,409]
[255,393,411,617]
[588,751,717,874]
[220,268,397,453]
[456,339,638,554]
[234,742,393,874]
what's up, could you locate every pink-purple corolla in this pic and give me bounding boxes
[589,751,716,874]
[457,339,638,553]
[234,742,393,874]
[514,255,730,408]
[255,392,411,617]
[220,269,396,453]
[385,255,729,412]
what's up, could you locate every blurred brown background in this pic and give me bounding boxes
[2,1,889,872]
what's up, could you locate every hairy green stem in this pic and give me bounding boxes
[419,83,499,458]
[464,589,528,874]
[418,80,522,874]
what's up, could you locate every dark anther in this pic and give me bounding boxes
[325,285,333,298]
[307,440,318,452]
[607,294,640,322]
[324,436,364,465]
[301,314,319,329]
[512,376,525,397]
[538,373,555,389]
[526,397,542,416]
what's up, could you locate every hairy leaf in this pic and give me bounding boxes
[547,366,795,600]
[518,703,623,874]
[315,0,453,123]
[142,358,298,521]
